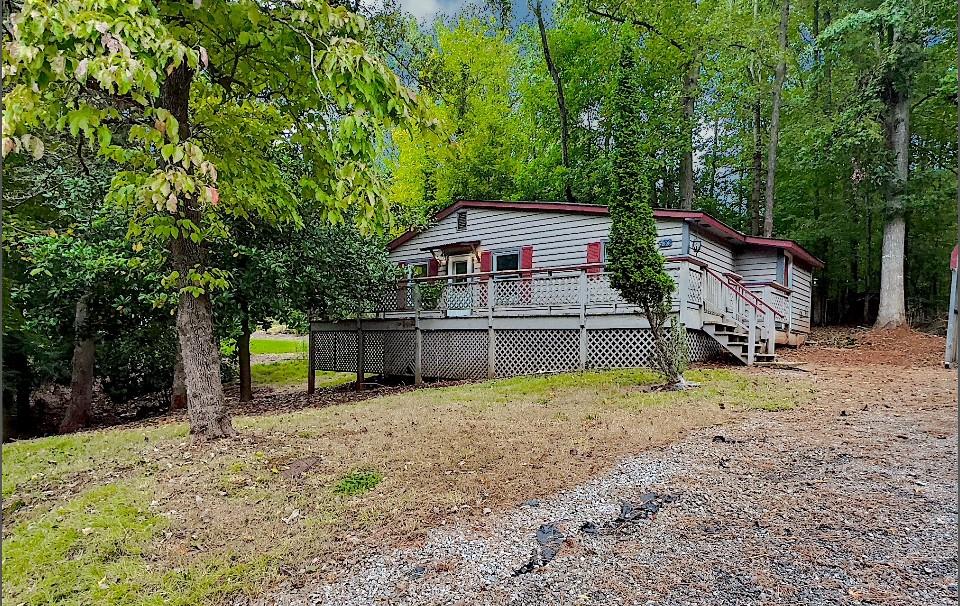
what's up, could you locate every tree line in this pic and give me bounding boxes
[3,0,957,440]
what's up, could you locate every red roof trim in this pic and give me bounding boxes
[387,200,824,269]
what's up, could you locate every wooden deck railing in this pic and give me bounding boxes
[377,262,682,317]
[369,260,790,358]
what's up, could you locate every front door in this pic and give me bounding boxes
[446,254,473,316]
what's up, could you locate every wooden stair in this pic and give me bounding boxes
[702,319,776,366]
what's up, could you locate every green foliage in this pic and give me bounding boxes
[606,46,674,319]
[333,469,383,496]
[607,45,685,383]
[4,0,428,296]
[389,18,522,223]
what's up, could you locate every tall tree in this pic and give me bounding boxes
[5,0,423,438]
[763,0,790,237]
[532,0,575,202]
[819,1,942,327]
[608,44,685,387]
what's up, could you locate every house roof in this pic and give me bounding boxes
[388,200,825,269]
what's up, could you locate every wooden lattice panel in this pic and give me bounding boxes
[688,270,703,306]
[381,331,416,375]
[495,329,580,376]
[587,329,657,369]
[359,331,385,374]
[311,330,357,372]
[422,330,488,379]
[686,329,724,361]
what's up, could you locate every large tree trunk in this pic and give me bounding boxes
[875,86,909,329]
[163,63,236,439]
[679,60,698,210]
[171,340,187,410]
[534,0,575,203]
[751,97,764,235]
[238,309,253,403]
[763,0,790,238]
[60,296,95,433]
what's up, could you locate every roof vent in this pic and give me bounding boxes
[457,210,467,231]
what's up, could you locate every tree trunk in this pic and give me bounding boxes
[751,97,764,235]
[679,60,698,210]
[534,0,575,203]
[163,63,236,439]
[708,114,720,201]
[875,86,909,329]
[238,310,253,403]
[763,0,790,238]
[171,340,187,410]
[60,296,95,433]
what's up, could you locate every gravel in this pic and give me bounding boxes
[245,372,958,606]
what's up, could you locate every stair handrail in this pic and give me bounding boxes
[702,266,785,320]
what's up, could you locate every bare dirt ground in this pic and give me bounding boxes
[247,329,958,606]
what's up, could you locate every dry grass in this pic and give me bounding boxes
[3,368,811,606]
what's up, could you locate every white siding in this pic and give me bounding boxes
[390,208,689,270]
[693,234,734,275]
[736,249,779,282]
[791,265,813,333]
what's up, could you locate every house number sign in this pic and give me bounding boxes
[658,238,673,249]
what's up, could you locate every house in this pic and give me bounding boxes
[307,200,823,389]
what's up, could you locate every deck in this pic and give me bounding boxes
[308,258,800,387]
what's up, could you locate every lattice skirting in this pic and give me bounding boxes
[311,327,725,379]
[495,329,580,376]
[422,330,488,379]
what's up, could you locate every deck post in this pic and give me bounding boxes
[487,279,496,378]
[578,269,588,370]
[414,283,423,384]
[307,322,315,395]
[747,306,757,365]
[765,310,776,355]
[677,261,689,326]
[355,318,364,390]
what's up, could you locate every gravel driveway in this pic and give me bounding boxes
[250,365,957,606]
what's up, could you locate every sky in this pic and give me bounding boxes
[399,0,470,21]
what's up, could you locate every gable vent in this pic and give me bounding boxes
[456,211,467,231]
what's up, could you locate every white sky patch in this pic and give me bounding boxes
[399,0,467,21]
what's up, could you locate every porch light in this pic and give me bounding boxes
[691,237,703,254]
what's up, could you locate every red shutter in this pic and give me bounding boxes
[427,258,439,276]
[480,250,492,276]
[520,245,534,278]
[586,241,602,274]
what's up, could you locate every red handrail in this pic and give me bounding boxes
[702,266,785,319]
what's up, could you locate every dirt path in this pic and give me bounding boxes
[244,362,957,606]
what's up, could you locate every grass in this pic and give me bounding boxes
[248,336,307,356]
[250,358,354,388]
[334,470,383,496]
[3,368,812,606]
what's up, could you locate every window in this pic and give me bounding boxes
[495,251,519,272]
[405,262,428,278]
[600,240,608,264]
[457,211,468,231]
[783,255,792,287]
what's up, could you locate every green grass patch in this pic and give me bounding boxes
[250,358,353,388]
[3,481,162,605]
[248,337,307,355]
[3,480,272,606]
[333,469,383,496]
[2,424,186,499]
